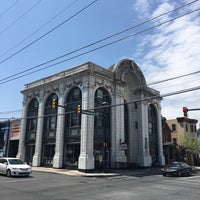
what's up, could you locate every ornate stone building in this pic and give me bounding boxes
[17,59,165,171]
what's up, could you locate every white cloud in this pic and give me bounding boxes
[132,0,152,18]
[132,1,200,125]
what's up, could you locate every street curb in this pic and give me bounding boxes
[32,167,162,177]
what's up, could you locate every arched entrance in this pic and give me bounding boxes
[25,98,38,165]
[42,93,58,167]
[94,88,111,171]
[64,87,82,169]
[148,104,159,166]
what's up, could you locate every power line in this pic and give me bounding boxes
[0,0,79,59]
[0,0,98,65]
[148,70,200,85]
[0,0,43,35]
[0,0,199,83]
[0,84,200,120]
[0,7,199,85]
[0,0,19,18]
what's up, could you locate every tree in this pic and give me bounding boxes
[180,137,200,166]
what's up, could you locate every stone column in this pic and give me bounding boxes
[53,90,65,168]
[32,94,45,166]
[17,98,28,161]
[157,102,165,166]
[78,85,95,172]
[112,93,127,168]
[139,100,152,166]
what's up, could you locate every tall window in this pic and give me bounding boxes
[148,104,158,165]
[172,124,176,132]
[94,88,111,141]
[65,87,82,138]
[26,98,39,140]
[44,94,58,138]
[94,88,111,169]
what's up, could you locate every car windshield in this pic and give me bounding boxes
[8,159,25,165]
[168,162,181,168]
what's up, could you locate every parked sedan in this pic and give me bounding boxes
[161,161,192,177]
[0,157,32,177]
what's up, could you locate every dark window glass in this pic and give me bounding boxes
[26,98,39,141]
[65,88,82,139]
[43,94,58,139]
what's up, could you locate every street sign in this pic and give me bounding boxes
[120,143,127,150]
[81,110,95,116]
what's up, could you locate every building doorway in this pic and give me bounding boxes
[64,143,80,168]
[8,140,19,158]
[25,144,35,165]
[42,144,55,167]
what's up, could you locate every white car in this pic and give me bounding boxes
[0,157,32,177]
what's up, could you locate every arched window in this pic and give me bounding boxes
[26,98,39,141]
[94,87,111,169]
[43,93,58,138]
[65,87,82,137]
[64,87,82,167]
[42,93,58,167]
[148,104,158,165]
[25,98,39,164]
[124,100,129,148]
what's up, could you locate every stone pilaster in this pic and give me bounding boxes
[111,93,127,168]
[157,102,165,166]
[32,94,45,166]
[78,84,95,172]
[138,100,151,166]
[17,99,28,161]
[53,89,65,168]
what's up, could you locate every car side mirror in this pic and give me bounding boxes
[3,162,7,165]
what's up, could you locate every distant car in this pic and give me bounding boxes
[161,161,192,177]
[0,157,32,177]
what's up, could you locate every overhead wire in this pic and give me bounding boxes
[0,0,79,59]
[0,1,199,119]
[0,0,19,18]
[0,69,200,116]
[0,0,98,65]
[0,0,199,83]
[0,7,199,85]
[0,84,200,120]
[0,0,43,35]
[148,70,200,85]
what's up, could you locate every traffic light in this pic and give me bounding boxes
[77,104,81,114]
[183,107,188,117]
[52,98,57,109]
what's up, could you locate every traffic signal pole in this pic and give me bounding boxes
[187,108,200,111]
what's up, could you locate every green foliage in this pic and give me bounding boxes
[180,136,200,153]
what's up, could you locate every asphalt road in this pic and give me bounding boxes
[0,171,200,200]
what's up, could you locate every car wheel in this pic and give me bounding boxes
[6,169,11,177]
[178,171,182,177]
[188,170,192,176]
[162,173,166,176]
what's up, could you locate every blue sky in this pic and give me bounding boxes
[0,0,200,125]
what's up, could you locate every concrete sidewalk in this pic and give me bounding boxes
[32,167,120,177]
[32,166,200,177]
[32,167,162,177]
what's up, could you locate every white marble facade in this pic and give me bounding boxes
[17,59,165,171]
